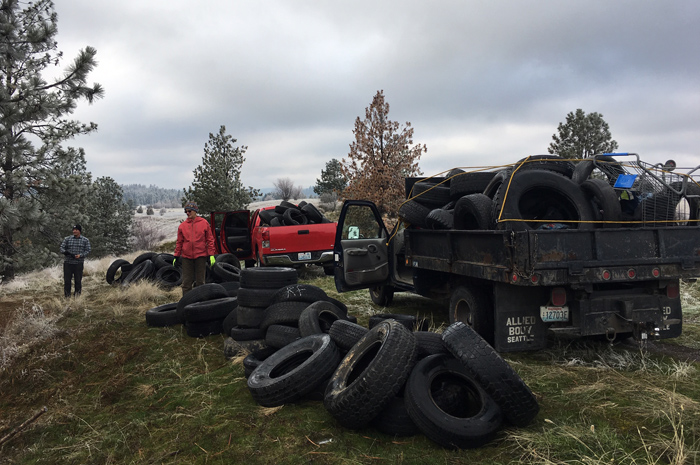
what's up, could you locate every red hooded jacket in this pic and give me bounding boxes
[174,216,217,259]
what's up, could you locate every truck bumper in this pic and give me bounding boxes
[261,250,334,267]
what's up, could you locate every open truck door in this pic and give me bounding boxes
[333,200,392,293]
[210,210,253,260]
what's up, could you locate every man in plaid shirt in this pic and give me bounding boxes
[60,224,91,298]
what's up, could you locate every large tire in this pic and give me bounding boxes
[405,354,503,449]
[449,171,498,200]
[132,252,157,266]
[215,253,241,270]
[301,203,324,224]
[514,155,574,178]
[106,259,131,284]
[175,283,228,324]
[572,156,626,184]
[411,181,451,208]
[580,178,621,228]
[183,297,238,323]
[154,265,182,288]
[145,302,179,327]
[328,320,369,352]
[121,259,155,286]
[482,169,511,199]
[398,200,432,228]
[283,207,308,226]
[448,285,494,345]
[211,262,241,282]
[414,331,449,359]
[672,181,700,226]
[237,287,277,308]
[243,347,278,378]
[153,253,176,270]
[442,322,539,427]
[369,284,394,307]
[268,284,329,306]
[298,301,347,337]
[265,324,302,349]
[247,334,341,407]
[492,170,596,230]
[453,194,494,230]
[236,305,266,328]
[324,320,418,429]
[240,267,298,289]
[259,301,310,331]
[425,208,454,230]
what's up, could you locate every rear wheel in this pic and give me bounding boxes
[369,284,395,307]
[449,285,493,345]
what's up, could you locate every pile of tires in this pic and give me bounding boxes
[222,267,355,358]
[106,252,242,289]
[242,307,539,449]
[258,200,331,226]
[401,155,695,231]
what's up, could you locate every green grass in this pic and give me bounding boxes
[0,262,699,464]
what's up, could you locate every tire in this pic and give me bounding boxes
[236,305,266,328]
[248,334,341,407]
[268,284,328,305]
[265,324,302,349]
[414,331,448,359]
[405,354,503,449]
[121,259,155,286]
[237,287,277,308]
[223,337,268,359]
[106,259,131,284]
[283,207,308,226]
[515,155,574,178]
[230,325,266,341]
[369,284,394,307]
[298,301,347,337]
[183,297,238,323]
[371,395,420,437]
[411,181,451,208]
[132,252,157,266]
[449,172,498,200]
[240,267,298,289]
[222,307,238,337]
[175,283,228,324]
[572,156,626,184]
[482,169,511,199]
[259,301,310,331]
[324,320,418,429]
[323,265,335,276]
[672,181,700,226]
[398,200,432,228]
[185,318,224,338]
[493,170,596,230]
[301,203,324,223]
[258,209,282,225]
[454,194,494,230]
[328,319,369,352]
[442,322,539,427]
[211,262,241,282]
[425,208,454,230]
[219,280,241,297]
[243,347,278,378]
[215,253,241,270]
[154,265,182,288]
[153,253,175,270]
[145,302,179,327]
[581,178,621,228]
[448,285,494,345]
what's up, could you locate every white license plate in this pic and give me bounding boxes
[540,306,569,322]
[298,252,311,260]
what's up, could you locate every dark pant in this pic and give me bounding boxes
[63,262,84,297]
[181,256,207,296]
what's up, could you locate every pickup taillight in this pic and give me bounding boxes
[261,228,270,249]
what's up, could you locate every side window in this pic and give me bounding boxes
[342,205,383,240]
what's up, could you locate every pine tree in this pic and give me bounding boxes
[548,109,619,159]
[183,125,260,214]
[341,90,426,216]
[84,177,132,257]
[0,0,103,281]
[313,158,347,197]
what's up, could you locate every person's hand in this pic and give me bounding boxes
[173,256,181,267]
[210,256,216,266]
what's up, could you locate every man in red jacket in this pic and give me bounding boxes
[173,201,217,296]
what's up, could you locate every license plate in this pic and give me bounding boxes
[298,252,311,260]
[540,306,569,322]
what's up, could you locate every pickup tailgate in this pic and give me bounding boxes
[259,222,337,266]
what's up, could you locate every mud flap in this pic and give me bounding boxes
[492,283,548,352]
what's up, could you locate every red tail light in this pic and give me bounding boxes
[666,282,680,299]
[551,287,567,306]
[261,228,270,241]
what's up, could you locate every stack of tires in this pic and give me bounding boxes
[258,200,331,226]
[243,308,539,449]
[400,155,695,231]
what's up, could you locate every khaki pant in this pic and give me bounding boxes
[181,256,207,296]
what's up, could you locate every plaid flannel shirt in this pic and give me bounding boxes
[60,235,91,264]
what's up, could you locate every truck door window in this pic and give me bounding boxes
[342,205,383,240]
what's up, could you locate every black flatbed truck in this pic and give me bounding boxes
[333,158,700,352]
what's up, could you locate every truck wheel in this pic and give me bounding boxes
[369,284,395,307]
[449,285,494,345]
[442,321,539,427]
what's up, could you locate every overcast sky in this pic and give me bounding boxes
[52,0,699,191]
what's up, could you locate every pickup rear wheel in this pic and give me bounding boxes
[369,284,395,307]
[449,286,494,345]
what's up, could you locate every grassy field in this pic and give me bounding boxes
[0,251,699,464]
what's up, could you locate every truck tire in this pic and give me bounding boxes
[215,253,241,270]
[442,322,539,427]
[369,284,395,307]
[298,301,347,337]
[414,330,449,359]
[515,155,574,178]
[154,265,182,288]
[268,284,328,305]
[493,170,596,230]
[405,353,503,449]
[449,171,498,200]
[248,333,340,407]
[411,181,451,208]
[237,287,277,307]
[425,208,454,230]
[106,259,131,284]
[240,267,298,289]
[449,285,494,345]
[121,259,155,286]
[259,301,310,331]
[265,324,302,349]
[398,200,431,228]
[176,283,229,324]
[328,319,369,352]
[243,347,278,378]
[581,178,621,227]
[183,297,238,323]
[672,181,700,225]
[454,194,494,230]
[572,156,626,184]
[283,207,308,226]
[324,320,418,429]
[145,302,179,327]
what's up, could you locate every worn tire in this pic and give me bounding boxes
[581,178,622,227]
[243,347,278,378]
[449,171,498,200]
[425,208,454,230]
[398,200,432,228]
[369,313,427,332]
[222,307,238,337]
[132,252,157,266]
[184,297,238,323]
[145,302,179,327]
[442,322,539,427]
[328,320,369,352]
[298,301,347,337]
[448,285,494,345]
[230,325,266,341]
[248,334,341,407]
[236,305,266,328]
[268,284,329,305]
[301,203,324,224]
[414,331,449,359]
[265,324,302,349]
[215,253,242,270]
[211,262,241,282]
[240,267,298,289]
[454,194,494,230]
[176,283,228,324]
[369,284,395,307]
[324,320,418,429]
[237,287,278,308]
[259,301,310,331]
[154,265,182,288]
[121,259,155,286]
[411,181,451,208]
[283,207,308,226]
[106,259,131,285]
[515,155,574,178]
[405,353,503,449]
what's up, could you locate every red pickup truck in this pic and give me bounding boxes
[210,202,337,274]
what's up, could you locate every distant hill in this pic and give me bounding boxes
[121,184,317,207]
